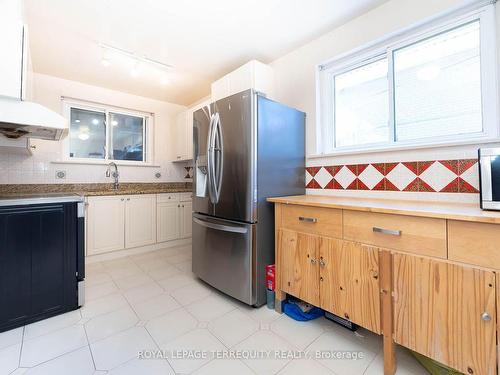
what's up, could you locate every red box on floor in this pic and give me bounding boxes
[266,264,275,291]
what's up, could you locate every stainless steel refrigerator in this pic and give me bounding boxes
[192,89,305,306]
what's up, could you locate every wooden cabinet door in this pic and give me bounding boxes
[125,195,157,249]
[87,196,125,255]
[320,240,381,333]
[157,202,179,242]
[180,201,192,238]
[393,253,496,375]
[279,229,319,306]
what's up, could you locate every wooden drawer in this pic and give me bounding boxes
[343,210,447,258]
[448,220,500,269]
[157,193,179,203]
[281,204,342,238]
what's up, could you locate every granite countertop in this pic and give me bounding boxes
[0,183,192,198]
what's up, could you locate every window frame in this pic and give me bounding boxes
[316,3,498,156]
[62,99,153,165]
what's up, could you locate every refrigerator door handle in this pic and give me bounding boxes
[213,113,223,203]
[206,113,216,204]
[193,217,248,234]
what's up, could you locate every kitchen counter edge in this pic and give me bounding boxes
[267,194,500,224]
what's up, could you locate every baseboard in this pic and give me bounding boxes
[86,237,192,263]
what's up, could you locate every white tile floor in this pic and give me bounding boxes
[0,245,430,375]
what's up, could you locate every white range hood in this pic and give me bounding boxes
[0,97,67,141]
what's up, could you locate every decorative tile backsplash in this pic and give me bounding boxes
[184,166,193,179]
[306,159,479,193]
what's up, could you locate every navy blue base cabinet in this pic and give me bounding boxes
[0,202,79,332]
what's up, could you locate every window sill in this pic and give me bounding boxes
[308,136,500,159]
[51,160,161,168]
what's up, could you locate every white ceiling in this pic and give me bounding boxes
[24,0,387,105]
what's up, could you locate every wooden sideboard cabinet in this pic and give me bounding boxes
[269,195,500,375]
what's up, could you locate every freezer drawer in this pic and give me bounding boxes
[192,213,256,305]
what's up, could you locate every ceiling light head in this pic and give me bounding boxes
[78,133,90,141]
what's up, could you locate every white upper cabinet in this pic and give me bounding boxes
[173,111,189,161]
[171,98,210,162]
[211,60,274,101]
[0,0,30,100]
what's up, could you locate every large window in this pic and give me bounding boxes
[317,5,497,154]
[64,101,151,163]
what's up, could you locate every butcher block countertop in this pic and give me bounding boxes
[267,195,500,224]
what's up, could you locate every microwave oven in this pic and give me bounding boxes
[479,148,500,210]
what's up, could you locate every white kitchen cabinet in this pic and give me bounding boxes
[211,60,274,101]
[171,99,210,162]
[0,0,30,100]
[157,202,180,242]
[86,196,126,255]
[173,111,189,161]
[180,200,192,238]
[125,195,157,249]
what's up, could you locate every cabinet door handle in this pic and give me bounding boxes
[481,312,492,321]
[120,198,124,201]
[319,259,326,268]
[127,198,130,201]
[373,227,401,236]
[299,216,317,223]
[310,258,317,265]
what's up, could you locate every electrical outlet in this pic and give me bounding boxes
[55,170,66,179]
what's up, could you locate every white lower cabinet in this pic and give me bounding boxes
[87,195,126,255]
[87,193,192,256]
[157,202,180,242]
[125,195,157,249]
[180,200,192,238]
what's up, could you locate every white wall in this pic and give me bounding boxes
[0,73,189,184]
[270,0,499,164]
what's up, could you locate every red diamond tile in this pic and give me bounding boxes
[403,178,419,192]
[418,178,435,192]
[306,178,321,189]
[458,178,479,193]
[372,179,386,191]
[306,167,321,177]
[324,179,335,189]
[357,179,369,190]
[346,179,357,190]
[346,165,358,176]
[440,177,459,192]
[417,161,433,175]
[384,178,399,191]
[372,163,385,175]
[324,165,339,177]
[402,162,418,175]
[458,159,478,174]
[384,163,398,175]
[357,164,368,175]
[438,160,459,175]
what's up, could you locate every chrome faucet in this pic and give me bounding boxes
[106,162,120,190]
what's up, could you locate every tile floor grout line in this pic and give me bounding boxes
[82,324,98,372]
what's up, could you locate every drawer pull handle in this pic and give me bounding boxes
[481,312,491,322]
[310,258,317,265]
[299,216,317,223]
[319,259,326,268]
[373,227,401,236]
